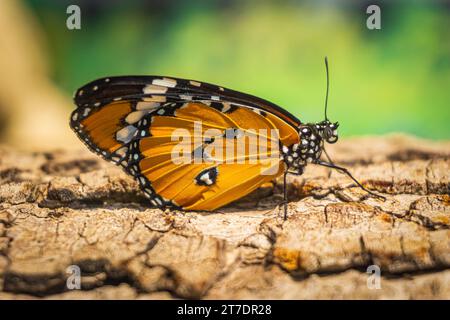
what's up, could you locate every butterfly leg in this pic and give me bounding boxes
[283,170,288,220]
[315,160,386,200]
[282,166,305,220]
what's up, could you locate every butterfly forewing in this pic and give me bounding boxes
[74,76,302,127]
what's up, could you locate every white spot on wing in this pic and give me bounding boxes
[189,80,201,87]
[115,146,128,157]
[143,84,168,94]
[136,101,160,111]
[83,108,91,117]
[125,110,150,124]
[199,172,213,185]
[116,125,138,143]
[152,78,177,88]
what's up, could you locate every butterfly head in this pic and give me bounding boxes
[316,120,339,144]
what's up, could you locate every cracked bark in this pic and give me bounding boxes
[0,134,449,299]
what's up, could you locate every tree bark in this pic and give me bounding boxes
[0,134,449,299]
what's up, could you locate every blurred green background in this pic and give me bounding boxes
[25,0,450,139]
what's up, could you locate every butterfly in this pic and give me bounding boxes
[70,58,384,219]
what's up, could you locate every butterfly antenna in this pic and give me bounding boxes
[324,56,330,121]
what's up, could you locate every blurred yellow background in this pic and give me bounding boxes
[0,0,449,150]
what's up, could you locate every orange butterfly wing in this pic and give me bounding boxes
[70,76,300,210]
[138,102,292,210]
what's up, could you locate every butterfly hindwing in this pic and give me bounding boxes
[136,102,288,210]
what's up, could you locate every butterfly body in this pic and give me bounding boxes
[70,72,352,213]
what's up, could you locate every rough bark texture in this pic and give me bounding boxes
[0,134,449,299]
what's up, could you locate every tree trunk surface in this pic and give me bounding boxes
[0,134,449,299]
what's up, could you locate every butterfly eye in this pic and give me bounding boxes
[324,125,338,143]
[323,126,330,138]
